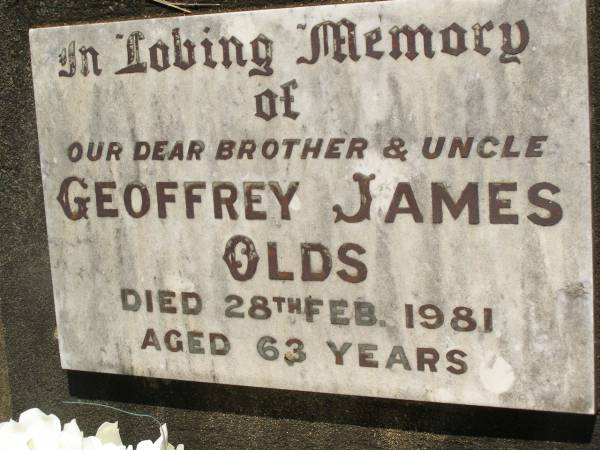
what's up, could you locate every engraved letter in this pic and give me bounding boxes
[58,41,76,77]
[499,20,529,64]
[116,31,147,74]
[297,19,360,64]
[222,235,260,281]
[333,173,375,223]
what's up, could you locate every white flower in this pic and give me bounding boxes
[95,422,123,446]
[0,408,183,450]
[0,419,29,450]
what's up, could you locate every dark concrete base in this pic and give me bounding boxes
[0,317,11,421]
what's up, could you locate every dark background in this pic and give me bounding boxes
[1,0,598,448]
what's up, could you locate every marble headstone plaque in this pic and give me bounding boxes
[30,0,593,413]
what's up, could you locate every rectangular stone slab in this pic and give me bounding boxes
[29,0,593,414]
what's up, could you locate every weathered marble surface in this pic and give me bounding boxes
[29,0,593,414]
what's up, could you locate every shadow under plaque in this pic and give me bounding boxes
[67,370,596,443]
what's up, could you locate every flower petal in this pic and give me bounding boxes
[58,419,84,449]
[134,439,156,450]
[18,408,62,450]
[18,408,61,434]
[0,420,29,450]
[96,421,123,445]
